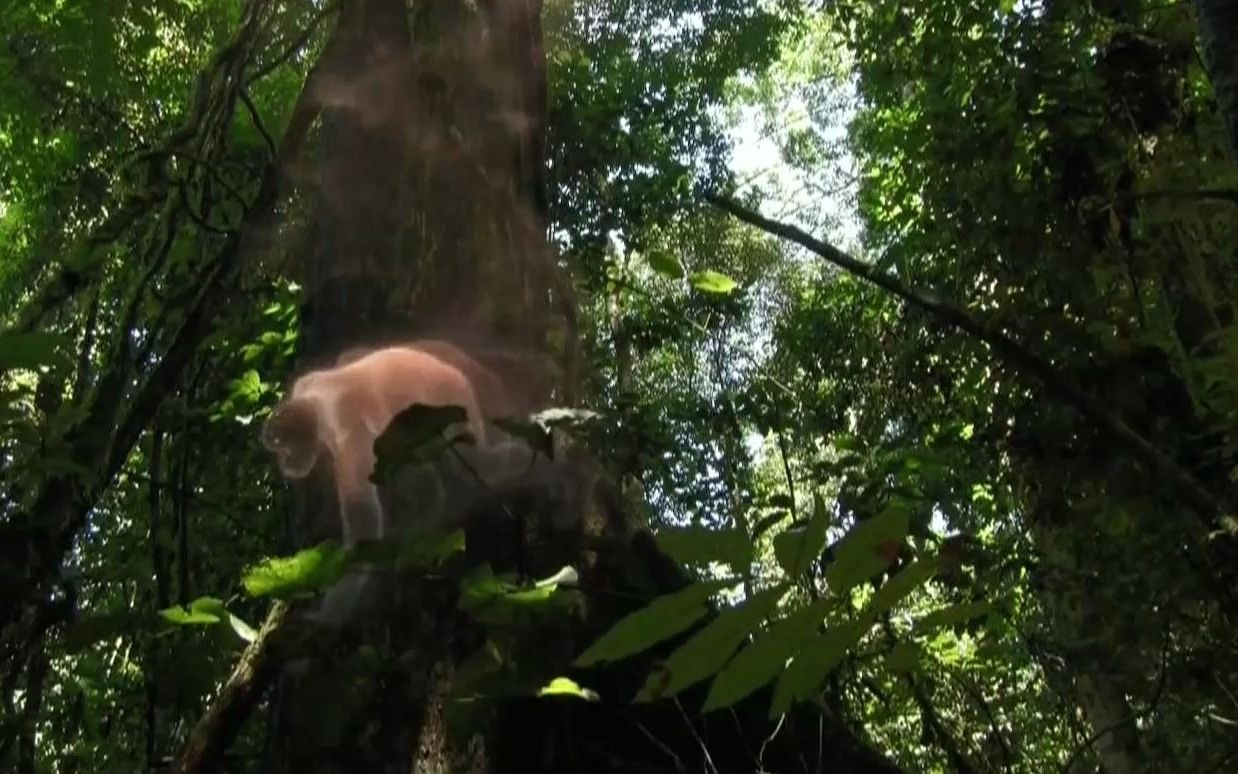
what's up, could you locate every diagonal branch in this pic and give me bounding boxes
[175,603,294,774]
[706,193,1229,520]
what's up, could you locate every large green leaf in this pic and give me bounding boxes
[772,491,831,578]
[459,565,574,626]
[703,597,834,712]
[636,584,786,701]
[825,507,910,594]
[158,598,223,626]
[241,542,348,599]
[655,525,751,571]
[689,270,738,294]
[867,554,938,616]
[770,619,869,716]
[646,251,686,278]
[884,641,921,672]
[574,580,730,667]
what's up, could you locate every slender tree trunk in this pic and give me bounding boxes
[1194,0,1238,157]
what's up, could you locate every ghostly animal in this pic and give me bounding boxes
[261,345,488,546]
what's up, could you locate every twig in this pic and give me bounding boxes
[239,90,277,158]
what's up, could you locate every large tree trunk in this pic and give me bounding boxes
[264,2,900,772]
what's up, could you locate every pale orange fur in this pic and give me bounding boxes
[263,346,487,545]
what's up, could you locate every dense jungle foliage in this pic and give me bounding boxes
[1,0,1236,772]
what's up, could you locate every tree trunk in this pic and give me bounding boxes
[266,2,901,772]
[1194,0,1238,157]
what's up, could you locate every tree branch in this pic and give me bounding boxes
[706,193,1229,519]
[175,603,292,774]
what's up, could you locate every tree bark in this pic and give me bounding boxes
[1194,0,1238,158]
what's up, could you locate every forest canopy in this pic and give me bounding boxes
[0,0,1236,772]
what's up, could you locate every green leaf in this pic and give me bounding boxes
[458,565,569,626]
[825,507,910,595]
[159,596,229,626]
[770,619,869,716]
[646,251,686,278]
[772,492,831,578]
[0,331,67,372]
[637,585,786,702]
[537,677,600,702]
[574,580,730,667]
[226,612,258,643]
[159,606,220,626]
[655,525,751,571]
[703,597,833,712]
[867,555,938,616]
[241,542,348,599]
[689,270,738,294]
[913,600,994,633]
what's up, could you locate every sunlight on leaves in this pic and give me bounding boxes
[689,270,738,294]
[241,542,348,599]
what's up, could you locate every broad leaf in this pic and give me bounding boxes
[703,597,833,712]
[574,580,730,667]
[770,619,869,716]
[241,543,348,599]
[637,585,786,702]
[646,251,685,278]
[772,491,831,578]
[535,566,580,588]
[867,555,938,616]
[459,565,569,626]
[825,507,910,595]
[395,527,466,571]
[159,596,232,627]
[655,525,751,571]
[158,602,221,626]
[689,270,738,294]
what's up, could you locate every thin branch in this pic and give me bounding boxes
[175,603,292,774]
[246,2,339,85]
[706,193,1230,519]
[239,90,277,158]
